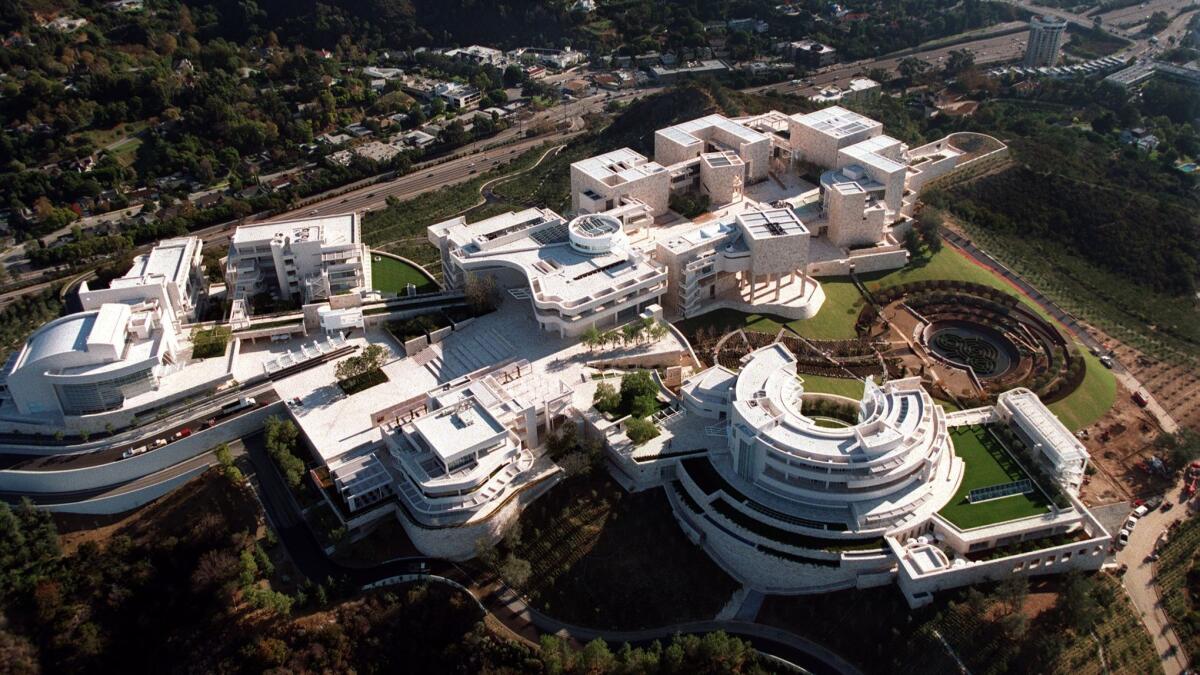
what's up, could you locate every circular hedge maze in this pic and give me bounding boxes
[926,321,1015,378]
[857,280,1086,405]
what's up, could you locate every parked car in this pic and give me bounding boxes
[1124,516,1139,531]
[1144,495,1163,511]
[1133,504,1150,518]
[1117,528,1131,547]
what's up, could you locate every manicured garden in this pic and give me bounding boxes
[370,254,438,296]
[673,245,1117,434]
[191,326,231,359]
[938,425,1052,529]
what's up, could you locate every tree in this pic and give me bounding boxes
[997,575,1029,615]
[1057,572,1101,632]
[624,417,659,445]
[593,381,620,414]
[463,273,497,315]
[581,325,602,351]
[904,227,922,256]
[945,49,976,76]
[498,554,531,587]
[898,57,930,84]
[1157,429,1200,470]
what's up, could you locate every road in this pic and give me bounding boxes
[751,25,1032,97]
[1115,487,1193,675]
[0,88,654,306]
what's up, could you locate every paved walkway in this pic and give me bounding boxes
[1115,480,1194,675]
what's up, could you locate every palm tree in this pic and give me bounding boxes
[581,325,601,352]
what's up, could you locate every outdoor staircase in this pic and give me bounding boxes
[422,327,517,382]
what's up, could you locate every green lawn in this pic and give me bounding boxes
[1048,350,1118,431]
[799,374,865,399]
[788,247,1026,341]
[371,254,438,295]
[938,425,1052,529]
[672,307,789,343]
[787,277,865,340]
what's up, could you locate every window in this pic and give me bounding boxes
[55,367,156,415]
[736,439,755,479]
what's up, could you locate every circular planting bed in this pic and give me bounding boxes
[858,280,1086,405]
[924,320,1018,379]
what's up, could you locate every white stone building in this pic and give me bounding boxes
[78,236,205,327]
[592,344,1109,608]
[226,214,372,312]
[0,303,179,421]
[429,209,667,337]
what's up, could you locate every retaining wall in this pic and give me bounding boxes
[42,464,211,515]
[0,402,284,494]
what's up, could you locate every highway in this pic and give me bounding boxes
[750,25,1031,97]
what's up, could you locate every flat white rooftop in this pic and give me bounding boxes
[572,148,666,186]
[792,106,882,139]
[659,114,770,148]
[738,207,809,240]
[232,213,359,246]
[411,398,507,465]
[112,237,197,290]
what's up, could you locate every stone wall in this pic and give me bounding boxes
[0,402,284,494]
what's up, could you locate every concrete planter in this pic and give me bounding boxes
[403,335,429,356]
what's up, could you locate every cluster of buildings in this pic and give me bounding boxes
[429,105,973,340]
[589,344,1108,608]
[0,101,1111,610]
[0,237,211,426]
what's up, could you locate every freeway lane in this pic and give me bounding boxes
[753,28,1031,97]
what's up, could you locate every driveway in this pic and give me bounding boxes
[1114,479,1192,675]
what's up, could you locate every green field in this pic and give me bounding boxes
[787,277,865,340]
[1048,351,1118,431]
[938,425,1052,529]
[370,254,438,295]
[799,374,866,399]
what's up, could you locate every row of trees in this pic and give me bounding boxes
[581,317,669,352]
[265,415,306,489]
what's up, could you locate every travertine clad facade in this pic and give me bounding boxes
[606,344,1112,607]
